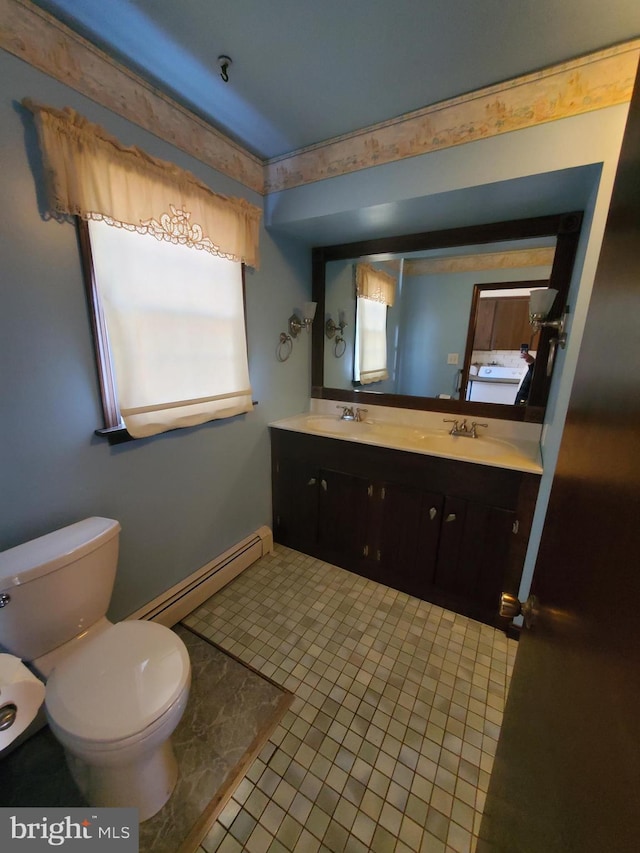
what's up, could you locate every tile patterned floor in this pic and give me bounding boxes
[184,545,517,853]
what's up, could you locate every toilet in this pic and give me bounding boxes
[0,517,191,821]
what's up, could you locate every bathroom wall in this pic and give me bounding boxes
[0,34,634,623]
[0,48,311,619]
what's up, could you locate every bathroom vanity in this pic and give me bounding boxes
[270,413,541,630]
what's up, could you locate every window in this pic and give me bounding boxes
[354,296,389,384]
[81,219,252,439]
[25,99,261,439]
[353,263,396,385]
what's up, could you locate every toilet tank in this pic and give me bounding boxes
[0,518,121,662]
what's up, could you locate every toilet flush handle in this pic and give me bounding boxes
[0,703,17,731]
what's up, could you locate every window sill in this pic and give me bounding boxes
[95,402,259,445]
[94,426,134,445]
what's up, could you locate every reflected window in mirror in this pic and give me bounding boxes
[354,263,397,386]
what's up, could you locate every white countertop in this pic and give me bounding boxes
[270,407,543,475]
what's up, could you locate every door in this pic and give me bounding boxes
[477,68,640,852]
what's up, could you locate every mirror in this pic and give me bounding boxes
[312,213,582,422]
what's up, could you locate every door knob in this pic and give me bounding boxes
[500,592,539,629]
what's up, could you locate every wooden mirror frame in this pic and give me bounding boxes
[311,211,583,423]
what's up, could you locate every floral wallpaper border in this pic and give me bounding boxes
[265,44,640,193]
[2,0,639,197]
[403,247,556,276]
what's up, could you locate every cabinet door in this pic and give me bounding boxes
[272,456,319,554]
[492,297,531,350]
[317,469,371,574]
[434,496,516,613]
[476,296,538,351]
[377,483,444,598]
[474,299,497,350]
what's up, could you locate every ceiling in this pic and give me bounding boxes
[29,0,640,161]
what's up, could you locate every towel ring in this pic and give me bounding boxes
[277,332,293,362]
[334,335,346,358]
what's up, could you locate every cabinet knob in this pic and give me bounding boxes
[429,507,437,520]
[307,477,317,486]
[445,513,457,522]
[320,479,327,491]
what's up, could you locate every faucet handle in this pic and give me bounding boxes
[336,404,354,420]
[355,408,368,422]
[470,421,488,438]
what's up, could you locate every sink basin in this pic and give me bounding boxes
[304,418,516,457]
[418,433,520,458]
[305,416,372,436]
[364,423,428,445]
[270,413,542,473]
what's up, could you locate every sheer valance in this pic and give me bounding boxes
[356,263,396,306]
[23,99,261,268]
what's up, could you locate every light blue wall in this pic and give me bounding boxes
[0,50,311,620]
[1,43,631,622]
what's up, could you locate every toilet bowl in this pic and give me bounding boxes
[45,620,191,821]
[0,518,192,821]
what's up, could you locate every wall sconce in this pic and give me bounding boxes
[277,302,317,362]
[289,302,317,338]
[529,288,568,376]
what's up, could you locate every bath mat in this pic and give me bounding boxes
[0,624,292,853]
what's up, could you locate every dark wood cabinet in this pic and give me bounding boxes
[376,482,444,596]
[475,296,539,350]
[271,428,540,629]
[317,469,370,574]
[434,498,515,609]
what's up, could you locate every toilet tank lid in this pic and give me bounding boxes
[0,518,121,588]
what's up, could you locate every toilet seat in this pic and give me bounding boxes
[45,621,190,744]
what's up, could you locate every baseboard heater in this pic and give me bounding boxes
[127,526,273,628]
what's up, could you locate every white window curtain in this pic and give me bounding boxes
[354,264,396,385]
[24,99,260,438]
[23,99,261,268]
[356,263,396,307]
[88,220,252,438]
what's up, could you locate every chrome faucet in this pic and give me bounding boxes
[337,405,356,420]
[443,418,488,438]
